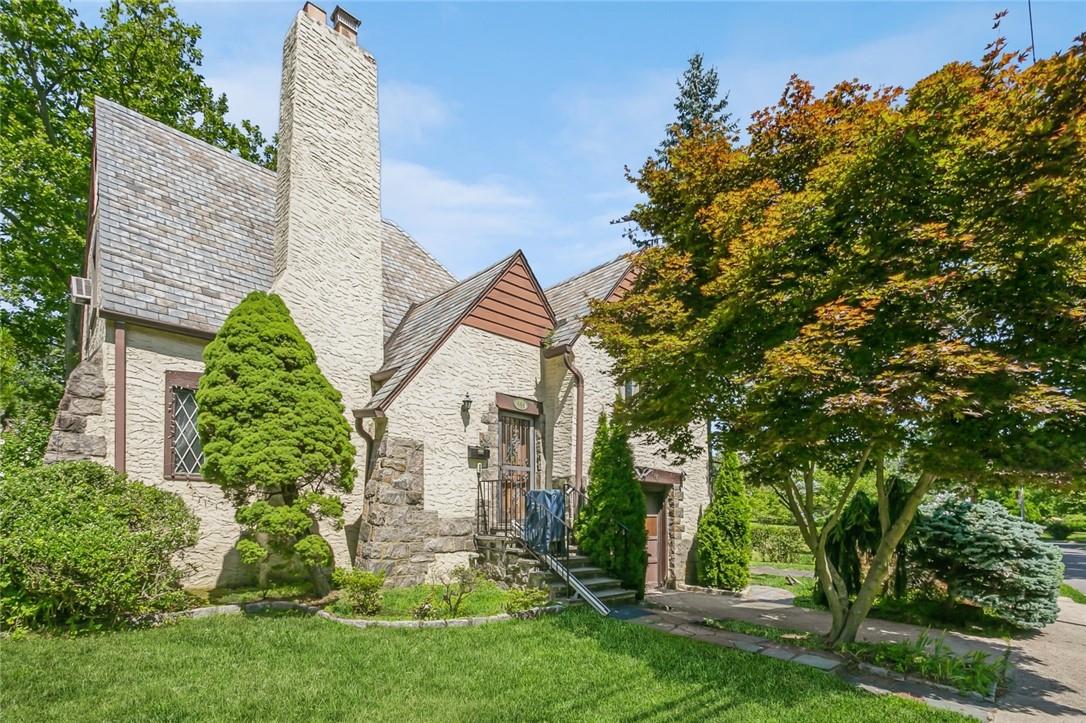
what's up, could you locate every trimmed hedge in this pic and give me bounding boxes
[0,461,199,630]
[750,523,809,564]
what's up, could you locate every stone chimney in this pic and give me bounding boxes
[272,3,384,405]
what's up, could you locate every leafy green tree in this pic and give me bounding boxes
[196,292,354,596]
[912,496,1063,630]
[0,0,276,426]
[658,52,735,159]
[588,22,1086,644]
[696,452,751,590]
[575,413,648,597]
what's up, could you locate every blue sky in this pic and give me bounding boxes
[84,1,1084,286]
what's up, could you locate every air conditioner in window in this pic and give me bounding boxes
[70,276,92,305]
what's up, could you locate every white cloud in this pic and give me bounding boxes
[381,160,544,276]
[380,81,453,147]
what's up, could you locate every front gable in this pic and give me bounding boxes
[462,255,555,346]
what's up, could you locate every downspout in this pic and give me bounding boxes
[562,348,585,492]
[114,322,126,474]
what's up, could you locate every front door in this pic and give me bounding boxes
[644,489,666,588]
[498,412,536,527]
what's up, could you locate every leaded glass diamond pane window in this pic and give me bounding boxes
[172,386,203,475]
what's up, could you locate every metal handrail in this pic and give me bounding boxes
[511,504,611,617]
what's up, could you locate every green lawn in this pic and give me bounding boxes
[1060,583,1086,605]
[0,610,968,722]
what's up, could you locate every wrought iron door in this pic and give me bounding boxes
[498,413,536,527]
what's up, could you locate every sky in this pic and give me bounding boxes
[80,1,1084,287]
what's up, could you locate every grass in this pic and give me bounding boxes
[749,573,820,608]
[341,580,511,620]
[1060,583,1086,605]
[704,619,1009,697]
[0,609,970,722]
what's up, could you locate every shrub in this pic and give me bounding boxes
[1046,520,1072,540]
[437,566,481,618]
[696,452,751,590]
[504,587,550,617]
[750,523,809,563]
[331,568,384,615]
[0,461,199,630]
[912,496,1063,630]
[575,413,647,597]
[197,292,356,596]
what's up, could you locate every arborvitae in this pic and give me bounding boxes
[196,292,355,594]
[696,452,752,590]
[575,413,648,598]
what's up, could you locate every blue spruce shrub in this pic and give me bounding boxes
[912,495,1062,630]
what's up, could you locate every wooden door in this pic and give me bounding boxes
[498,413,536,527]
[645,513,660,586]
[644,490,666,588]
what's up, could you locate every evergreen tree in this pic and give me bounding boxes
[658,52,734,158]
[912,496,1063,630]
[696,452,752,590]
[575,413,648,597]
[196,292,355,595]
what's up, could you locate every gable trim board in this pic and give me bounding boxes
[359,250,556,415]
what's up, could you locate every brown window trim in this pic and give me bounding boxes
[164,370,203,480]
[495,392,541,417]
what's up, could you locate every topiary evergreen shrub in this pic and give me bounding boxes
[575,413,648,598]
[696,452,752,590]
[197,292,356,596]
[912,495,1063,630]
[0,461,199,630]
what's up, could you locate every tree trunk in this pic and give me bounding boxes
[828,473,934,646]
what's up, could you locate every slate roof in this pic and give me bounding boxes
[91,97,455,339]
[544,254,633,347]
[363,253,519,411]
[94,98,276,334]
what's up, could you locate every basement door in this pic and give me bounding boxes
[499,412,537,525]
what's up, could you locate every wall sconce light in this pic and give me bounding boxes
[461,393,472,415]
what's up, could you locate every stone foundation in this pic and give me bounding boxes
[472,535,550,589]
[44,354,107,463]
[356,435,474,585]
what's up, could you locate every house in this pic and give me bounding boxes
[46,3,710,593]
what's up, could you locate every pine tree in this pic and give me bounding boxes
[658,52,734,158]
[575,413,648,597]
[696,452,752,590]
[196,292,355,595]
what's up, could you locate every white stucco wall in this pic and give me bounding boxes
[105,323,365,588]
[385,324,544,519]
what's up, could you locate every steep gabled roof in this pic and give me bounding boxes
[545,254,635,347]
[93,98,277,334]
[362,251,554,412]
[90,97,455,338]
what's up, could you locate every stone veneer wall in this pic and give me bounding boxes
[357,435,474,585]
[44,353,107,463]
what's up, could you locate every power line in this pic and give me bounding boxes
[1028,0,1037,64]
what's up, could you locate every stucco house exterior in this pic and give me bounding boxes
[46,3,710,594]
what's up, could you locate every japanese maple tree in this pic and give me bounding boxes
[588,25,1086,644]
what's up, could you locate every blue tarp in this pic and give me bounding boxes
[524,489,566,554]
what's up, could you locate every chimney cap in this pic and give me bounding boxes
[302,2,326,25]
[331,6,361,33]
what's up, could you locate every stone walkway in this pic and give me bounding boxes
[641,585,1086,722]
